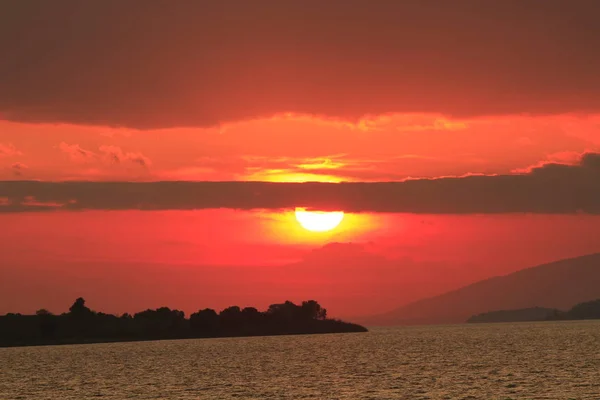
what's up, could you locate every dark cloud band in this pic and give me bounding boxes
[1,1,600,129]
[1,153,599,214]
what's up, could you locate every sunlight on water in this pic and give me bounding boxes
[1,321,599,399]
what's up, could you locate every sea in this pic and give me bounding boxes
[1,321,599,399]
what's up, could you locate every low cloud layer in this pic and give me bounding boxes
[1,153,599,214]
[1,1,600,129]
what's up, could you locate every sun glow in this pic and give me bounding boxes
[294,208,345,232]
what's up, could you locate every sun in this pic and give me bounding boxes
[294,208,344,232]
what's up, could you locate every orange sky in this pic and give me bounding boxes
[1,113,599,182]
[1,111,600,317]
[2,209,600,317]
[2,1,600,318]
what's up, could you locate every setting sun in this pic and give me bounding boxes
[295,208,345,232]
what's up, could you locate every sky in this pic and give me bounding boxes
[1,1,600,317]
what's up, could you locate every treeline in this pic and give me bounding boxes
[467,299,600,324]
[0,298,367,347]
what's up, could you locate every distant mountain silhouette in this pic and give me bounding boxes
[361,253,600,326]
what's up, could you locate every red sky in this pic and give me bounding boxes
[1,1,600,317]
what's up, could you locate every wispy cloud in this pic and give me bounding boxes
[0,143,22,157]
[99,145,152,168]
[59,143,151,168]
[58,142,96,162]
[10,162,28,177]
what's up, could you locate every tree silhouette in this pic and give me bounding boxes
[69,297,92,316]
[301,300,327,320]
[219,306,243,333]
[133,307,186,337]
[268,301,298,320]
[190,308,219,336]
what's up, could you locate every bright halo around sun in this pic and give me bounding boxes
[294,208,345,232]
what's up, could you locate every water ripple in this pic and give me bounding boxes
[1,321,600,399]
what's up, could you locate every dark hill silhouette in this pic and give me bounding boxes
[360,253,600,326]
[467,307,559,323]
[468,298,600,323]
[0,298,367,348]
[553,298,600,320]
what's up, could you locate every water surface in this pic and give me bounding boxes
[2,321,599,399]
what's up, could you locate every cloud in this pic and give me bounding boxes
[162,154,466,182]
[1,2,600,129]
[58,142,95,162]
[395,118,468,132]
[1,153,599,214]
[0,143,22,157]
[10,162,27,176]
[512,150,599,173]
[59,142,151,168]
[99,145,151,168]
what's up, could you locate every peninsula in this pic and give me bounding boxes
[0,298,367,348]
